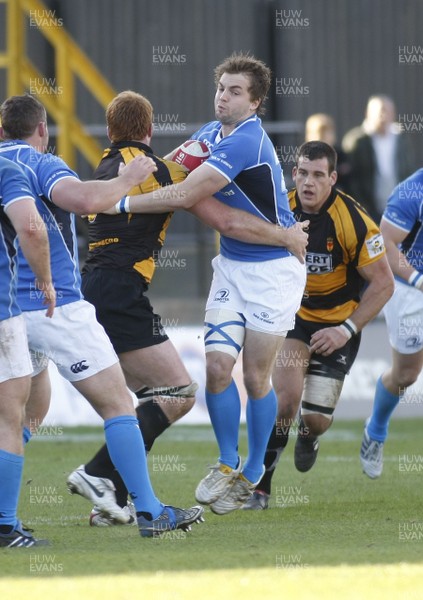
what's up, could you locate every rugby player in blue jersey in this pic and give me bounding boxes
[113,53,308,513]
[0,95,207,537]
[361,169,423,478]
[0,156,55,547]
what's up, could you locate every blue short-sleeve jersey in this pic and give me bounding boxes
[192,115,295,261]
[0,141,82,310]
[0,156,36,320]
[382,168,423,284]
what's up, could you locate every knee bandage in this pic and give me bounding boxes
[136,381,198,402]
[301,361,345,420]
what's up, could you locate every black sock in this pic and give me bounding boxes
[84,445,128,508]
[0,524,14,534]
[135,397,171,452]
[258,422,291,495]
[136,511,153,521]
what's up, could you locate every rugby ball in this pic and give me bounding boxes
[171,140,210,172]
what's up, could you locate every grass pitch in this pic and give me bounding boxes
[1,419,422,599]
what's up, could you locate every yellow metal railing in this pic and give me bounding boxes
[0,0,116,169]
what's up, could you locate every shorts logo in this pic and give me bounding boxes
[214,288,230,302]
[405,337,422,348]
[336,354,347,365]
[70,360,89,374]
[253,312,274,325]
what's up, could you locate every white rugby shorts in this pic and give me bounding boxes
[383,280,423,355]
[0,314,33,383]
[206,254,306,335]
[24,299,119,381]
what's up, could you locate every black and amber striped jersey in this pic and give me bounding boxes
[82,141,187,284]
[289,187,385,323]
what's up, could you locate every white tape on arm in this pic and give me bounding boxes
[408,270,423,290]
[115,196,131,214]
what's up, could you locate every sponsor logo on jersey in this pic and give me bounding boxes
[366,233,385,258]
[305,253,333,274]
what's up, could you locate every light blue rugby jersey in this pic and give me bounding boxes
[0,141,82,310]
[192,115,295,262]
[382,168,423,284]
[0,156,37,320]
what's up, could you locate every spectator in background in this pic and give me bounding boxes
[305,113,351,192]
[342,95,414,222]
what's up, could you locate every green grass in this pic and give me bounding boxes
[1,419,422,598]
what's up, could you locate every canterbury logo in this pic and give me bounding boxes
[70,360,89,374]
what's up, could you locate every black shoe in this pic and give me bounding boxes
[0,520,49,548]
[137,505,205,538]
[241,490,269,510]
[294,434,319,472]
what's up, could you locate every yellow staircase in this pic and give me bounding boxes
[0,0,116,169]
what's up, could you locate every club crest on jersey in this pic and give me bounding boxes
[326,237,334,252]
[306,252,333,274]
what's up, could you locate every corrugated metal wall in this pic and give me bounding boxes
[51,0,268,159]
[272,0,422,152]
[44,0,422,168]
[1,0,421,300]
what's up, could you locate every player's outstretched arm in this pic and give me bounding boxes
[6,199,56,317]
[109,163,228,215]
[188,197,309,263]
[51,155,157,215]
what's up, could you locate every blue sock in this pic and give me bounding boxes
[0,448,24,528]
[205,379,240,469]
[367,377,400,442]
[23,427,32,445]
[104,415,163,519]
[242,388,277,484]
